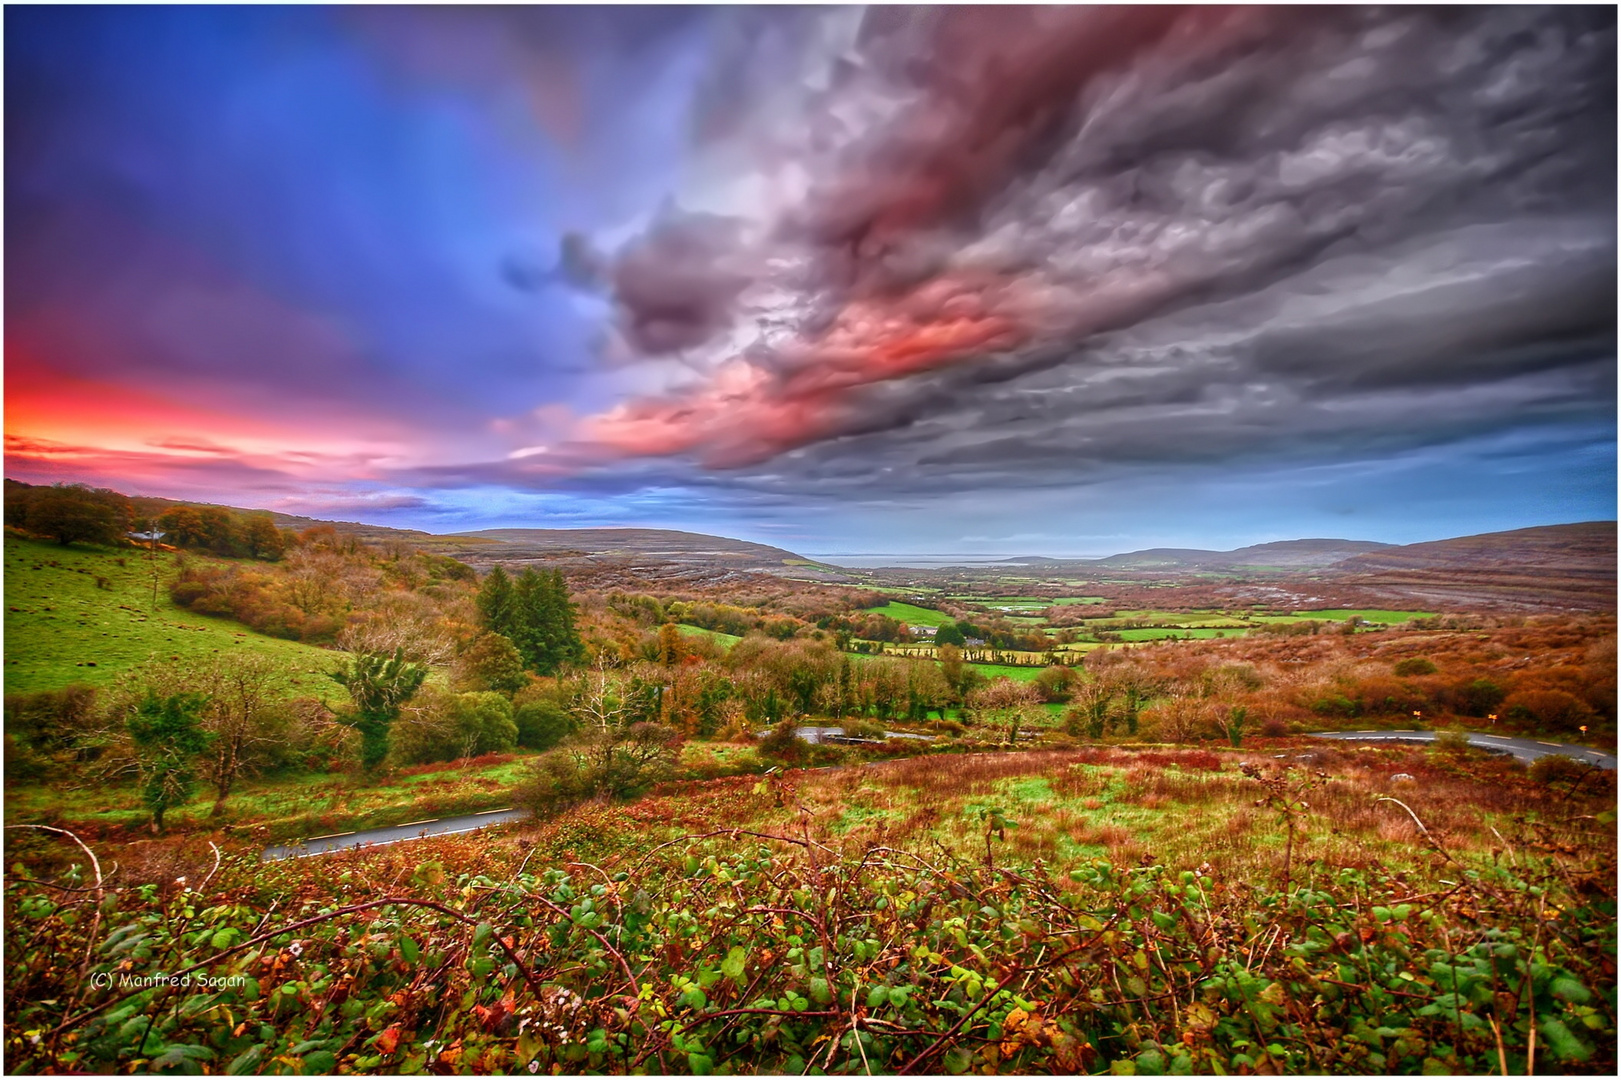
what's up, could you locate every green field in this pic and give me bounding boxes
[675,624,743,648]
[1112,627,1246,642]
[965,662,1049,682]
[3,535,341,695]
[4,747,536,840]
[1286,608,1437,624]
[953,595,1106,609]
[864,600,956,627]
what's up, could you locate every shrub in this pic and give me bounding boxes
[1449,677,1507,717]
[514,699,575,751]
[1502,688,1598,730]
[1527,753,1594,790]
[513,749,597,817]
[1309,694,1359,719]
[1431,730,1472,756]
[1394,657,1438,676]
[757,720,807,764]
[391,690,517,766]
[841,719,884,740]
[4,684,100,754]
[514,722,683,815]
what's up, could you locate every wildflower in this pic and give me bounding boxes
[288,941,304,958]
[528,1063,540,1074]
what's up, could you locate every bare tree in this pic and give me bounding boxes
[968,678,1044,742]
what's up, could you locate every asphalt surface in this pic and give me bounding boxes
[1311,729,1616,770]
[262,806,530,861]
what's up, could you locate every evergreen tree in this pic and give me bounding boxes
[476,566,583,676]
[476,566,515,632]
[331,650,429,774]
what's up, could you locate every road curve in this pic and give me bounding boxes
[262,807,530,862]
[1311,730,1616,770]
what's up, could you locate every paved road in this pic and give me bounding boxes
[262,807,530,861]
[1312,729,1616,770]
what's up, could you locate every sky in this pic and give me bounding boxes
[5,5,1616,558]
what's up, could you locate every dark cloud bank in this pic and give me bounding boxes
[540,5,1614,507]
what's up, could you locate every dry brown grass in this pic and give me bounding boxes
[771,742,1615,886]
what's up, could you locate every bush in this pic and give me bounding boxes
[1309,694,1359,719]
[513,749,597,817]
[1431,730,1472,756]
[841,719,884,740]
[1527,753,1594,789]
[513,722,684,814]
[1394,657,1438,677]
[757,720,807,764]
[4,684,100,754]
[391,690,517,766]
[514,699,575,751]
[1449,677,1507,717]
[1502,688,1598,730]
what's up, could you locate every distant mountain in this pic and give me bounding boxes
[1333,522,1615,575]
[1326,522,1616,610]
[445,528,807,567]
[1008,538,1393,571]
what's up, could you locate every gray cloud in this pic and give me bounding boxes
[561,4,1612,500]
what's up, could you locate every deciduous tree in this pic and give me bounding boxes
[25,484,132,547]
[126,692,213,833]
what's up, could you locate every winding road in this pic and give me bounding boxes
[262,807,529,861]
[1311,729,1616,770]
[264,728,1612,860]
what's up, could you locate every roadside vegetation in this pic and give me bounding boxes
[6,743,1613,1074]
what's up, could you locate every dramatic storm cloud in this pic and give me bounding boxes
[577,7,1614,480]
[4,6,1614,551]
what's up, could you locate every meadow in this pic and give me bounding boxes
[4,536,338,695]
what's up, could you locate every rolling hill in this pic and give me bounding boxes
[1326,521,1616,610]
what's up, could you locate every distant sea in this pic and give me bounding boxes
[802,553,1052,569]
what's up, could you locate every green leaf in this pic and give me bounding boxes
[399,936,420,964]
[1537,1018,1594,1062]
[688,1051,714,1075]
[472,922,492,950]
[227,1046,264,1075]
[809,977,832,1005]
[210,927,238,950]
[1549,977,1592,1005]
[720,946,746,981]
[867,986,889,1009]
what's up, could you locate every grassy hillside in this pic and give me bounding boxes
[3,534,341,696]
[675,624,743,648]
[864,600,956,626]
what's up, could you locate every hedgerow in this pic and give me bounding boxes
[5,807,1614,1075]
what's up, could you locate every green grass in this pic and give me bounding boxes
[1287,608,1438,624]
[4,753,538,841]
[951,595,1106,609]
[864,601,956,627]
[676,624,743,648]
[3,535,342,696]
[966,663,1049,682]
[1112,627,1248,641]
[1096,609,1251,628]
